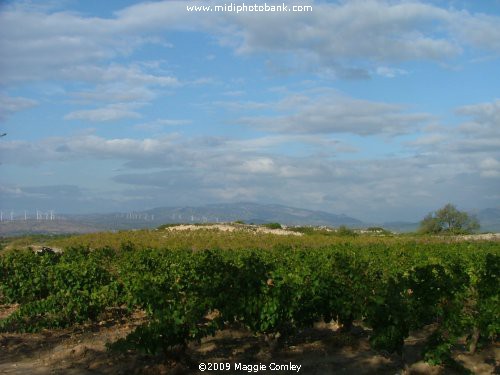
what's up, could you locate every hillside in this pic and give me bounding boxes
[0,203,363,236]
[476,207,500,232]
[144,202,363,226]
[2,203,499,237]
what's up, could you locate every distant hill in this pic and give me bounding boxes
[77,202,364,229]
[0,219,102,237]
[382,221,419,233]
[2,203,498,237]
[144,202,364,227]
[383,207,500,233]
[0,203,363,236]
[475,207,500,232]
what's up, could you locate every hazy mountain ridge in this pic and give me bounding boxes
[474,207,500,233]
[0,203,363,236]
[1,203,499,236]
[383,207,500,233]
[89,202,364,228]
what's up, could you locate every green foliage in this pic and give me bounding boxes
[366,227,392,235]
[287,226,315,235]
[0,249,59,304]
[287,226,336,236]
[419,203,480,234]
[366,227,385,232]
[336,225,358,237]
[1,231,498,366]
[0,247,122,332]
[262,222,282,229]
[474,253,500,341]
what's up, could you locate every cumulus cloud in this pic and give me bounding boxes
[221,0,500,74]
[232,1,456,57]
[408,99,500,192]
[0,94,38,121]
[71,86,156,104]
[479,157,500,178]
[2,0,500,84]
[234,90,433,136]
[60,64,179,87]
[448,99,500,154]
[0,3,165,84]
[375,66,408,78]
[450,12,500,53]
[116,0,498,78]
[106,152,498,222]
[1,1,499,219]
[64,103,143,122]
[1,120,499,221]
[241,157,275,174]
[0,134,181,166]
[134,118,192,131]
[457,99,500,134]
[66,64,180,106]
[0,6,181,120]
[0,183,134,213]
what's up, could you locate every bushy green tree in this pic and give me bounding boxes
[419,204,480,234]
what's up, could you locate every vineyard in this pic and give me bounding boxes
[0,226,499,373]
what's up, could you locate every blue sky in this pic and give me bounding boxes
[0,0,499,222]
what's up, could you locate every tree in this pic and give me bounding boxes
[419,204,480,234]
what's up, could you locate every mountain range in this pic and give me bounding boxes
[1,203,499,236]
[383,207,500,233]
[70,202,364,230]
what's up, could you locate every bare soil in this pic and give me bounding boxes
[1,305,498,375]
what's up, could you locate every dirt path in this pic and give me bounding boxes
[1,306,498,374]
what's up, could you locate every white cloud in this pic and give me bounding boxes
[232,1,457,58]
[0,94,38,121]
[450,12,500,53]
[2,126,499,221]
[0,134,181,166]
[1,2,499,220]
[60,64,179,87]
[242,158,275,174]
[0,8,124,83]
[72,86,156,104]
[375,66,408,78]
[457,99,500,133]
[134,118,192,131]
[407,99,500,190]
[234,89,433,136]
[2,0,500,85]
[64,104,143,122]
[449,99,500,155]
[65,64,179,105]
[408,134,447,147]
[0,5,180,120]
[479,157,500,178]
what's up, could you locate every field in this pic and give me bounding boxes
[1,224,499,374]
